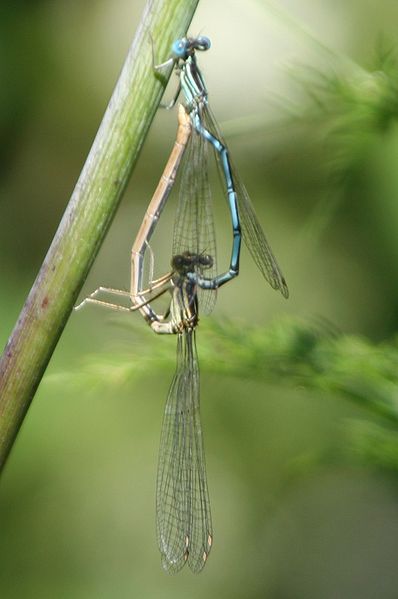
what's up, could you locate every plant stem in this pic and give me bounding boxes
[0,0,200,471]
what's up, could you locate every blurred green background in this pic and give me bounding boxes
[2,0,398,597]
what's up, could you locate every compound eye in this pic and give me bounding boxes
[171,255,183,269]
[199,254,213,268]
[195,36,211,51]
[171,38,188,58]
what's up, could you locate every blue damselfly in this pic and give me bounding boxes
[155,36,289,298]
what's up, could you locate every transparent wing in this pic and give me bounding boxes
[203,105,289,298]
[156,330,213,573]
[172,123,218,314]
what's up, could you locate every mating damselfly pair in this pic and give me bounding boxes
[76,35,288,573]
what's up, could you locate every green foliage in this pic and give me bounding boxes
[346,419,398,470]
[56,316,398,475]
[292,42,398,179]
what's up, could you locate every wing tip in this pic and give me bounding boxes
[280,276,289,299]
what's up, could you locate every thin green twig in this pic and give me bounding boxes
[0,0,200,471]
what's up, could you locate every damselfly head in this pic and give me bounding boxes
[171,251,213,274]
[171,36,211,60]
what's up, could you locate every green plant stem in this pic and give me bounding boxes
[0,0,200,471]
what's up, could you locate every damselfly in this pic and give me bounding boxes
[155,36,289,298]
[77,254,215,573]
[153,251,214,573]
[76,108,214,573]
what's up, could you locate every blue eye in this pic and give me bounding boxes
[171,38,187,58]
